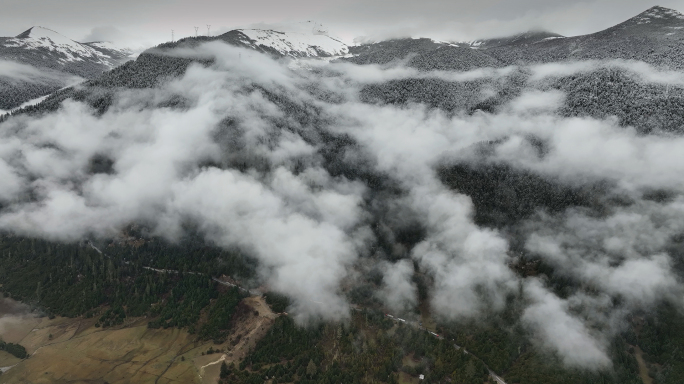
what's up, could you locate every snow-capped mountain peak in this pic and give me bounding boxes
[15,26,80,45]
[8,26,95,62]
[4,26,130,65]
[224,22,349,58]
[0,26,133,110]
[638,5,684,22]
[613,5,684,33]
[237,29,348,57]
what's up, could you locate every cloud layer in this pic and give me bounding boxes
[0,42,683,368]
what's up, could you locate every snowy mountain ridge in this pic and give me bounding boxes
[634,5,684,23]
[4,26,130,66]
[0,26,132,110]
[466,31,566,49]
[237,28,349,57]
[223,21,349,58]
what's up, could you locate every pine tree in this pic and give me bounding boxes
[306,359,317,378]
[220,361,230,378]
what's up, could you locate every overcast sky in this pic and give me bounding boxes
[2,0,684,48]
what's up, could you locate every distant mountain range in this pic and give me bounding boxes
[478,5,684,68]
[156,21,349,59]
[349,6,684,70]
[4,5,684,114]
[0,26,131,110]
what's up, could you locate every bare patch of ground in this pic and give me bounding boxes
[0,296,276,384]
[0,351,21,367]
[193,296,277,384]
[632,345,654,384]
[398,371,419,384]
[0,320,207,384]
[0,291,278,384]
[0,299,43,347]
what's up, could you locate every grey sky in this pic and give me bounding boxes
[2,0,684,48]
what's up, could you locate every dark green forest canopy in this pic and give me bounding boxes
[0,234,682,384]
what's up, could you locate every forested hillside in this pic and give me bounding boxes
[0,27,130,110]
[1,5,684,384]
[0,234,252,340]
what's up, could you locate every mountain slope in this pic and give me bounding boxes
[468,31,565,49]
[1,26,130,77]
[214,29,348,58]
[484,6,684,68]
[236,27,349,57]
[345,6,684,71]
[346,38,446,65]
[344,38,503,71]
[0,27,131,110]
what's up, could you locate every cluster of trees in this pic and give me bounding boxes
[96,305,126,328]
[406,46,502,72]
[344,37,684,136]
[236,296,684,384]
[551,67,684,133]
[145,274,218,330]
[358,62,684,135]
[1,229,680,384]
[263,292,291,313]
[345,37,502,72]
[0,78,62,111]
[624,304,684,384]
[223,310,491,384]
[438,161,605,229]
[485,27,684,71]
[358,68,530,115]
[360,78,486,112]
[197,287,244,342]
[0,339,28,359]
[0,234,256,342]
[345,38,444,66]
[437,302,684,384]
[87,53,204,90]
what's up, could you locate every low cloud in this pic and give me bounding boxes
[379,259,418,312]
[523,279,612,369]
[1,42,683,368]
[0,59,81,84]
[0,297,36,337]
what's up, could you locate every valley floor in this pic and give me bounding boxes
[0,296,276,384]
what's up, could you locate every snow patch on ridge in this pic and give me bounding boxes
[3,27,129,66]
[633,6,684,25]
[236,22,349,57]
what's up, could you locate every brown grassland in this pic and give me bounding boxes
[0,296,276,384]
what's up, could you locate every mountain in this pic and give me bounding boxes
[36,23,348,93]
[468,30,565,49]
[6,26,130,71]
[162,21,349,59]
[345,38,502,71]
[331,6,684,134]
[346,6,684,70]
[0,26,131,111]
[231,21,349,57]
[483,6,684,68]
[601,5,684,36]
